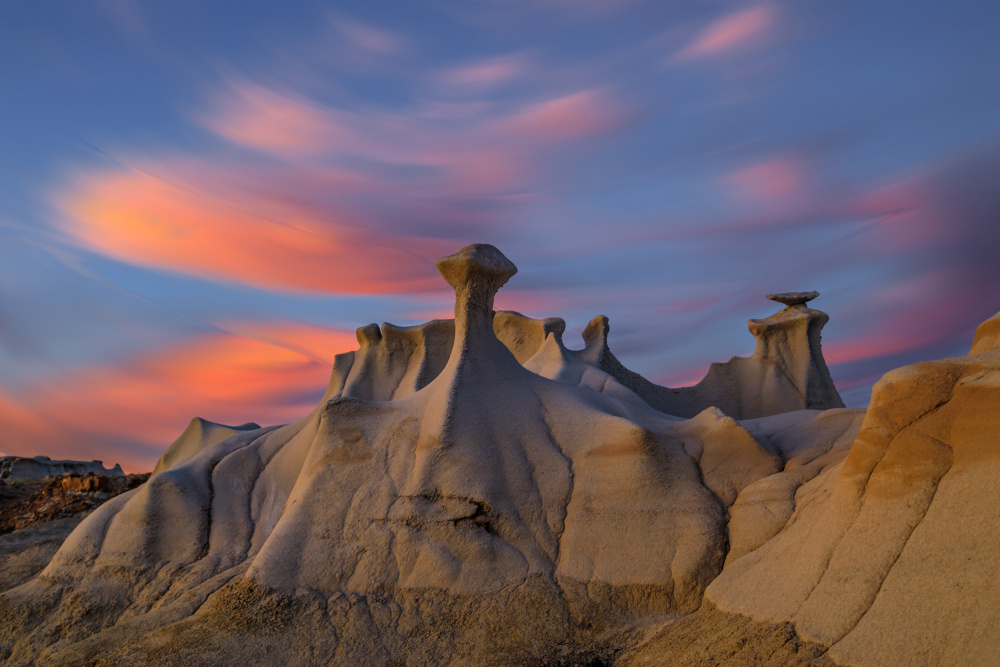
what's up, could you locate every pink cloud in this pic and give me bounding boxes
[824,270,980,368]
[724,156,804,202]
[414,100,492,121]
[0,324,359,472]
[823,333,937,367]
[655,363,712,388]
[53,80,634,294]
[675,4,775,61]
[333,17,405,55]
[205,82,627,158]
[497,89,625,141]
[189,81,633,203]
[202,83,348,154]
[445,150,526,192]
[198,79,631,184]
[440,55,526,88]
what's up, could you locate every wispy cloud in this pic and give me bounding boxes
[723,156,805,202]
[54,76,632,295]
[0,323,357,472]
[57,165,452,294]
[439,54,527,89]
[200,83,349,155]
[331,16,407,56]
[672,4,776,62]
[495,88,626,141]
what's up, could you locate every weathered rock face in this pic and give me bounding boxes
[971,309,1000,354]
[589,296,845,419]
[0,457,124,481]
[707,332,1000,666]
[294,290,844,421]
[0,245,862,665]
[4,244,995,666]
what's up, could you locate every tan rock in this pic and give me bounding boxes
[8,244,994,666]
[572,297,845,420]
[707,341,1000,666]
[971,309,1000,354]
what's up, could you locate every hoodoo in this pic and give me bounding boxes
[0,246,995,666]
[585,291,844,419]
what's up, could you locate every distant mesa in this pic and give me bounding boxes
[1,244,996,666]
[766,290,819,306]
[0,456,124,482]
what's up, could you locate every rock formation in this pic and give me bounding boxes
[588,291,844,419]
[705,307,1000,666]
[0,246,994,666]
[0,457,124,481]
[0,473,149,534]
[971,309,1000,354]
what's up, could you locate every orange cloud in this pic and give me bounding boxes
[53,81,632,293]
[217,320,362,364]
[0,324,358,473]
[58,167,452,294]
[676,4,775,60]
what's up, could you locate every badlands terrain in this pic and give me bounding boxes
[1,244,997,665]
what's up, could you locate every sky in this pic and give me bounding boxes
[2,0,999,472]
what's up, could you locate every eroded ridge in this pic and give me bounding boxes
[706,322,1000,666]
[3,246,995,667]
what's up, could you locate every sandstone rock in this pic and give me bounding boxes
[706,340,1000,665]
[582,295,845,419]
[971,309,1000,354]
[0,245,852,665]
[3,244,994,666]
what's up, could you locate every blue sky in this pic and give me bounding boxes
[2,0,999,471]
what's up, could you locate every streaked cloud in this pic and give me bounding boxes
[0,323,357,472]
[496,89,625,142]
[675,4,776,61]
[439,54,527,89]
[54,76,633,297]
[6,0,1000,471]
[57,166,451,294]
[723,156,805,202]
[201,83,349,155]
[331,16,407,56]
